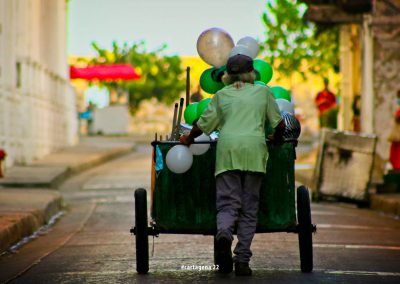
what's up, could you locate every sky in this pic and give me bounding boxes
[68,0,267,57]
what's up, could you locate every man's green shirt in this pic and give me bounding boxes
[197,83,282,176]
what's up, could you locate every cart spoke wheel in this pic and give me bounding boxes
[135,188,149,274]
[297,185,313,273]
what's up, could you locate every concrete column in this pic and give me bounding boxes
[361,15,374,134]
[339,25,353,131]
[0,0,5,86]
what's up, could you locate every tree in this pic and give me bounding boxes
[260,0,339,81]
[86,41,185,114]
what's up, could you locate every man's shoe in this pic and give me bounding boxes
[215,235,233,273]
[235,262,252,276]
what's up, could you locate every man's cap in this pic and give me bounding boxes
[226,54,254,75]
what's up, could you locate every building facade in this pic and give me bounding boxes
[305,0,400,176]
[0,0,77,167]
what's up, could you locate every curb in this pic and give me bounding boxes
[0,146,134,189]
[0,191,63,253]
[51,146,135,188]
[0,144,134,253]
[370,194,400,217]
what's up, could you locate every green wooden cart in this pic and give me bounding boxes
[131,140,316,274]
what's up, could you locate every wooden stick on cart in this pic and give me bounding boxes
[173,98,184,140]
[186,67,190,107]
[170,103,178,141]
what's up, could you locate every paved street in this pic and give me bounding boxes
[1,144,400,283]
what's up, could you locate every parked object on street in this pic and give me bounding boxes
[0,149,6,178]
[388,108,400,170]
[130,138,316,274]
[92,105,131,135]
[313,129,377,203]
[382,107,400,193]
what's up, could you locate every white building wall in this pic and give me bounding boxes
[0,0,77,167]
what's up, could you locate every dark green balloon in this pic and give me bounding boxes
[270,86,291,102]
[253,59,273,84]
[184,103,199,125]
[212,65,226,82]
[200,68,225,94]
[197,98,212,116]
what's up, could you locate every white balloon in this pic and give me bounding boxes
[229,44,253,58]
[276,99,295,115]
[189,134,211,155]
[166,145,193,174]
[237,36,259,58]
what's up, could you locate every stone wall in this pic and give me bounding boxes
[372,1,400,166]
[0,0,77,167]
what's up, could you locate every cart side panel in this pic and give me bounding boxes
[152,143,217,232]
[258,143,297,229]
[151,142,296,233]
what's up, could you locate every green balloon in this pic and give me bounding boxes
[253,59,273,84]
[270,86,291,102]
[212,65,226,82]
[184,103,199,125]
[200,68,225,94]
[197,98,212,116]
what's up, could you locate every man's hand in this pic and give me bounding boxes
[267,120,286,145]
[180,135,194,145]
[180,123,203,145]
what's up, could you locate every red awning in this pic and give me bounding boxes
[70,64,141,81]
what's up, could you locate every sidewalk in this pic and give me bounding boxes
[0,136,136,253]
[295,142,400,217]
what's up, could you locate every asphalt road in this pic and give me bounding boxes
[1,144,400,283]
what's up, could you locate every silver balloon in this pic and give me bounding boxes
[229,44,252,58]
[197,27,234,67]
[166,145,193,174]
[189,134,211,155]
[237,36,259,58]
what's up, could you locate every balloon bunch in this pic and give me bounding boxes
[196,28,274,94]
[165,28,301,174]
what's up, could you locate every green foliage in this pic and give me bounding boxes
[261,0,339,80]
[87,41,185,114]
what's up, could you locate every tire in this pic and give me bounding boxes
[297,185,313,273]
[135,188,149,274]
[213,235,217,265]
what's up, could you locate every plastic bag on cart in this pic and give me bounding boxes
[155,145,164,172]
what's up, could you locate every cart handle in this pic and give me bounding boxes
[151,138,298,147]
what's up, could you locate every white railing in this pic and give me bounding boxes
[0,58,77,167]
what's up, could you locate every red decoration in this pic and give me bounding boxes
[70,64,141,81]
[315,90,336,113]
[390,142,400,170]
[0,149,5,178]
[395,108,400,119]
[0,149,6,160]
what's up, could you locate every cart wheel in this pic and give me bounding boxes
[213,235,217,265]
[297,185,313,273]
[135,188,149,274]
